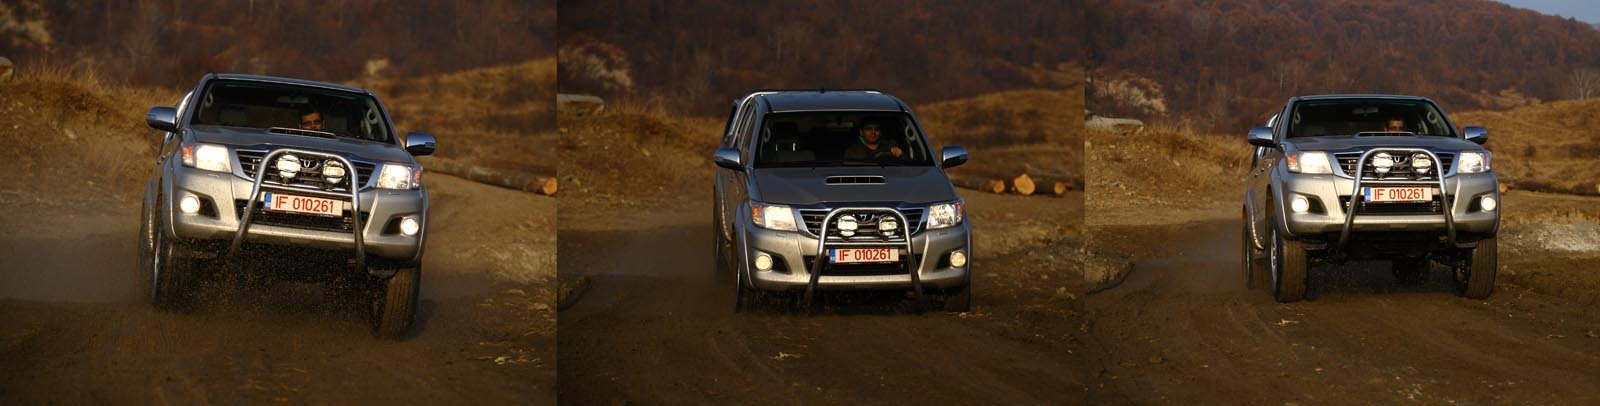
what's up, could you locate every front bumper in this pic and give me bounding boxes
[740,221,972,291]
[1277,171,1499,241]
[162,163,427,262]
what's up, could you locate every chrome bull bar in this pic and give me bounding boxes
[226,148,365,270]
[804,208,925,314]
[1337,148,1454,250]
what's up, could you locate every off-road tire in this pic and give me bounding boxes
[1242,210,1269,290]
[371,266,420,339]
[1392,257,1430,286]
[1455,238,1497,299]
[944,283,972,312]
[1270,224,1308,303]
[148,213,195,312]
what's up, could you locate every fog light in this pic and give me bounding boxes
[399,217,420,236]
[179,195,201,214]
[1480,196,1497,212]
[1373,152,1394,174]
[949,250,968,268]
[880,218,899,234]
[754,253,773,271]
[276,154,302,179]
[1290,195,1310,213]
[837,215,858,237]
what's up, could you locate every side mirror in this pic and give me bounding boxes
[1247,126,1275,147]
[146,106,178,133]
[404,131,436,156]
[1463,126,1488,144]
[713,147,744,171]
[940,146,969,169]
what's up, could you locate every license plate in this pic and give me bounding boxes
[1363,187,1431,203]
[829,247,899,264]
[262,192,343,217]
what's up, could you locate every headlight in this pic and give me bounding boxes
[749,202,797,231]
[376,163,422,189]
[926,201,965,229]
[181,143,231,172]
[1458,152,1490,173]
[1286,151,1332,174]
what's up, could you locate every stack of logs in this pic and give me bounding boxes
[951,173,1077,196]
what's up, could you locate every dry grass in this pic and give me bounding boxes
[0,65,178,200]
[1454,99,1600,194]
[1086,124,1251,225]
[918,86,1084,186]
[349,58,557,175]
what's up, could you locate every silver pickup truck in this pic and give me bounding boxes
[711,90,973,312]
[138,74,435,338]
[1242,95,1499,302]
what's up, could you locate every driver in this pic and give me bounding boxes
[299,108,326,131]
[844,122,903,160]
[1383,118,1406,133]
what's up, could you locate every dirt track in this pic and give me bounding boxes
[1082,218,1600,404]
[0,174,557,404]
[557,190,1089,404]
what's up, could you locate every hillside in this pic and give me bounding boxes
[351,58,558,176]
[1086,0,1600,131]
[1455,98,1600,194]
[558,0,1083,115]
[1,0,554,88]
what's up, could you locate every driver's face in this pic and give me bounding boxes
[301,112,325,131]
[862,128,881,142]
[1386,119,1404,132]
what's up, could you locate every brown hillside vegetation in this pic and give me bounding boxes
[920,87,1085,192]
[351,58,558,176]
[1,0,554,88]
[0,66,176,200]
[1087,0,1600,130]
[1456,99,1600,195]
[558,0,1083,114]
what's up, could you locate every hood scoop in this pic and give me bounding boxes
[826,175,886,185]
[267,127,337,139]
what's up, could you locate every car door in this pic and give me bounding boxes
[718,97,760,238]
[1245,108,1284,246]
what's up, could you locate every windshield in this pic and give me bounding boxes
[753,112,934,168]
[1287,99,1456,138]
[189,79,393,143]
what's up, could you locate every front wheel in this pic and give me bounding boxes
[1242,210,1268,290]
[1455,238,1497,299]
[371,266,420,339]
[148,215,195,311]
[1270,224,1308,303]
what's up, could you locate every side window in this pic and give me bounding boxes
[720,104,739,147]
[735,103,760,154]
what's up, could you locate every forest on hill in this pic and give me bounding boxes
[1,0,554,87]
[558,0,1084,114]
[1085,0,1600,130]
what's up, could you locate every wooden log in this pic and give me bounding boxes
[421,157,558,196]
[1053,181,1069,196]
[1012,173,1036,196]
[983,179,1007,194]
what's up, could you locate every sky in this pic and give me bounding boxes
[1497,0,1600,25]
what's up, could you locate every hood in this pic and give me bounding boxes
[1286,135,1484,153]
[186,125,416,164]
[750,166,958,205]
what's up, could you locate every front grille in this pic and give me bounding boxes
[234,199,369,232]
[1339,194,1451,215]
[799,207,924,237]
[1335,151,1454,179]
[803,254,923,276]
[237,150,375,191]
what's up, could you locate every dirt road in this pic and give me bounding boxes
[557,190,1089,404]
[1082,218,1600,404]
[0,174,557,404]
